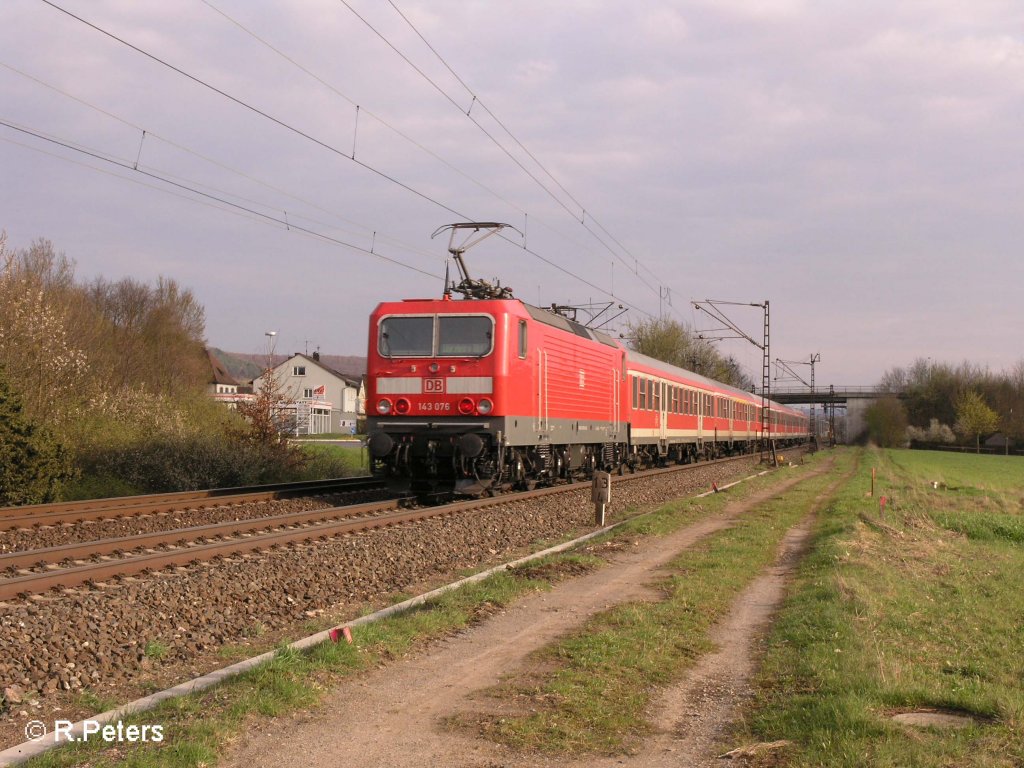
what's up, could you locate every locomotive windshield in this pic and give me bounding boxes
[378,314,493,357]
[379,316,433,357]
[438,316,492,356]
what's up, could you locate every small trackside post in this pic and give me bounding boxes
[591,471,611,526]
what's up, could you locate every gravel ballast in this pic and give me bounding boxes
[0,457,772,748]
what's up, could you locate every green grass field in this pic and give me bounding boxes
[737,448,1024,767]
[294,442,369,478]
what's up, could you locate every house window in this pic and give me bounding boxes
[293,366,306,376]
[303,388,314,398]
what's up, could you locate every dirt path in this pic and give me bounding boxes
[220,465,831,768]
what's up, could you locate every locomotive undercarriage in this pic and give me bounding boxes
[369,425,802,499]
[370,431,625,498]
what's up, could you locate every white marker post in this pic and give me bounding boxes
[591,471,611,526]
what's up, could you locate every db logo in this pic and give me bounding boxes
[424,378,445,393]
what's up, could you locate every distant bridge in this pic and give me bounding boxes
[755,387,900,405]
[754,387,902,444]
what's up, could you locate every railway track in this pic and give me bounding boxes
[0,454,763,603]
[0,476,385,530]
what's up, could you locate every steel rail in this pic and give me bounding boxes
[0,452,765,602]
[0,476,384,530]
[0,496,499,601]
[0,498,405,571]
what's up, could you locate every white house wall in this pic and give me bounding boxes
[253,354,362,434]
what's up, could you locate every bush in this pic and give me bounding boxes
[0,368,77,504]
[76,432,309,494]
[906,418,955,444]
[865,397,908,448]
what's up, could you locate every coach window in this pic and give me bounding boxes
[438,315,493,356]
[379,316,433,357]
[518,320,528,358]
[632,376,638,409]
[653,381,661,411]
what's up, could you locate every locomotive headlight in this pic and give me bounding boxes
[477,398,493,415]
[377,398,393,415]
[458,397,475,415]
[395,398,411,414]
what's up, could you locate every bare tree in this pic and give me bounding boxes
[626,316,754,389]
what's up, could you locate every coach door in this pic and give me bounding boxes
[535,350,550,433]
[659,381,668,445]
[611,365,621,438]
[697,392,704,441]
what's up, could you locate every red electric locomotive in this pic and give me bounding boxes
[365,223,808,495]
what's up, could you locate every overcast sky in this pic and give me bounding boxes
[2,0,1022,385]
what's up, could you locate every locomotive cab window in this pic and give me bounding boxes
[438,316,493,356]
[379,314,494,357]
[518,320,528,359]
[379,316,433,357]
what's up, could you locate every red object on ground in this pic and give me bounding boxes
[331,626,356,647]
[330,626,353,644]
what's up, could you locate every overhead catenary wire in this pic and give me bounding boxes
[379,0,675,295]
[0,117,441,280]
[335,0,593,231]
[197,0,633,288]
[197,0,526,218]
[0,59,437,261]
[36,0,474,226]
[339,0,670,298]
[24,1,661,322]
[1,108,657,322]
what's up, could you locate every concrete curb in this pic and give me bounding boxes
[0,468,768,767]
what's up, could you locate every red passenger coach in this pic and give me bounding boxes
[365,293,808,496]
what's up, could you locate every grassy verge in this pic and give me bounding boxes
[735,447,1024,767]
[21,452,825,768]
[24,573,552,768]
[293,442,368,478]
[456,450,852,754]
[289,433,366,441]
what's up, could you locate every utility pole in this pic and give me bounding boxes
[775,353,821,446]
[692,299,773,464]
